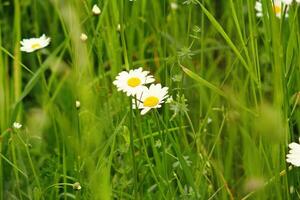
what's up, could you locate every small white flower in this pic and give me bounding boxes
[170,2,178,10]
[290,186,295,194]
[92,4,101,15]
[166,96,174,104]
[13,122,22,129]
[113,67,155,96]
[255,0,289,18]
[75,100,81,108]
[286,141,300,167]
[20,34,50,53]
[282,0,292,4]
[117,24,121,31]
[207,117,212,124]
[133,84,168,115]
[155,140,162,148]
[73,182,82,190]
[255,1,263,17]
[80,33,88,42]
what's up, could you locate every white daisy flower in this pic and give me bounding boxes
[255,1,264,17]
[80,33,88,42]
[255,0,289,18]
[117,24,121,31]
[73,182,82,191]
[286,141,300,167]
[92,4,101,15]
[283,0,293,4]
[170,2,178,10]
[75,100,81,108]
[133,83,168,115]
[13,122,22,129]
[166,96,174,104]
[20,34,50,53]
[113,67,155,96]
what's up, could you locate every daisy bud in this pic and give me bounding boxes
[73,182,82,190]
[75,100,81,109]
[117,24,121,32]
[80,33,88,42]
[170,2,178,10]
[13,122,22,129]
[166,96,173,104]
[92,4,101,15]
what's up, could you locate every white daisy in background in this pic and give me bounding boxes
[166,96,174,104]
[133,84,168,115]
[282,0,292,4]
[13,122,22,129]
[20,34,50,53]
[117,24,121,32]
[286,140,300,167]
[92,4,101,15]
[80,33,88,42]
[255,0,289,18]
[113,67,155,96]
[73,182,82,191]
[170,2,178,10]
[282,0,300,4]
[75,100,81,108]
[255,1,264,17]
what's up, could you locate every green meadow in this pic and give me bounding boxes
[0,0,299,199]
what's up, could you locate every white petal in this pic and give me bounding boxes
[289,143,300,150]
[255,1,262,11]
[141,108,151,115]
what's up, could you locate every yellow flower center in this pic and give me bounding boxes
[273,5,281,14]
[143,96,159,107]
[127,77,141,87]
[31,43,41,49]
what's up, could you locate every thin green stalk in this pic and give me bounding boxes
[41,183,75,197]
[10,137,24,200]
[134,111,167,199]
[153,111,171,195]
[62,144,67,200]
[120,0,130,71]
[0,142,2,200]
[129,98,138,197]
[13,0,21,102]
[15,132,42,196]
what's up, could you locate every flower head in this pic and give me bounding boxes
[13,122,22,129]
[75,100,81,109]
[92,4,101,15]
[73,182,82,190]
[282,0,293,4]
[133,84,168,115]
[286,141,300,167]
[170,2,178,10]
[113,67,155,96]
[255,0,289,18]
[20,34,50,53]
[80,33,88,42]
[117,24,121,31]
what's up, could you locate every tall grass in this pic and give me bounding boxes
[0,0,299,199]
